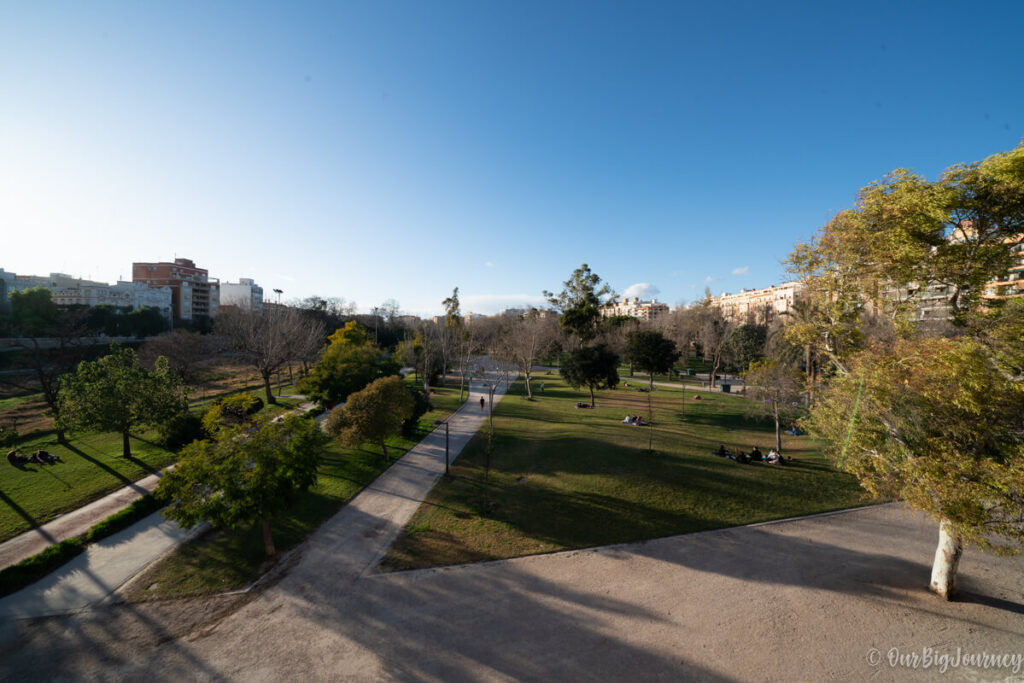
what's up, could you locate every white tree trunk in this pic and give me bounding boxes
[929,519,963,599]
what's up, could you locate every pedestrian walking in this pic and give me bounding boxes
[480,397,486,411]
[540,382,545,393]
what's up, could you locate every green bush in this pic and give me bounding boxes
[0,538,86,597]
[203,393,264,432]
[86,494,165,543]
[402,386,432,436]
[159,412,209,450]
[0,425,18,448]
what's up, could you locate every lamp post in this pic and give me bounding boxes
[273,288,283,304]
[434,419,450,475]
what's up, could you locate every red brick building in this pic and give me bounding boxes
[132,258,219,321]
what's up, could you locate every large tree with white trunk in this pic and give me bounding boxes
[788,142,1024,599]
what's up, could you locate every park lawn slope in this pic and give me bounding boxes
[126,385,466,599]
[0,392,300,544]
[380,376,872,571]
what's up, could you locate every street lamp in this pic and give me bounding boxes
[273,288,283,305]
[434,419,450,475]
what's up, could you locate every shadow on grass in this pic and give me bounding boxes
[0,488,54,541]
[63,444,135,488]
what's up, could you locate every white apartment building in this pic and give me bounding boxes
[220,278,264,311]
[0,269,173,321]
[710,281,806,324]
[599,297,669,321]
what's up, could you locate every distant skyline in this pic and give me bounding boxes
[3,1,1023,316]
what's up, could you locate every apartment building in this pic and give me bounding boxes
[709,281,805,324]
[0,269,174,321]
[220,278,264,311]
[599,297,669,321]
[132,258,219,320]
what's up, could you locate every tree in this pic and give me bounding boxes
[788,142,1024,598]
[695,305,735,388]
[728,323,767,376]
[158,414,325,558]
[806,335,1023,598]
[544,264,614,345]
[217,305,325,405]
[497,310,557,399]
[559,344,619,407]
[58,345,187,457]
[299,321,399,407]
[625,329,680,392]
[9,287,61,336]
[139,329,219,385]
[745,359,804,453]
[325,376,414,462]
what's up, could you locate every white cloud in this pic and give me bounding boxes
[731,266,750,275]
[703,275,715,283]
[621,282,660,299]
[461,294,548,315]
[484,261,495,268]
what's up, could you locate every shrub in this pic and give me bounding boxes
[203,393,264,432]
[0,538,86,598]
[86,494,165,543]
[159,413,209,450]
[402,386,432,436]
[0,425,18,448]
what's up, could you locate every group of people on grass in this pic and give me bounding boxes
[714,444,790,466]
[621,415,648,426]
[6,449,60,467]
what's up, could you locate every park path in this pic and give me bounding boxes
[0,372,510,619]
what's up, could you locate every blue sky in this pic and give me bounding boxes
[2,1,1022,315]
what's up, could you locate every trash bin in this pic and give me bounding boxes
[721,384,731,393]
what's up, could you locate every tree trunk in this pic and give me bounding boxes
[710,354,721,389]
[647,391,653,452]
[122,430,132,458]
[929,519,963,599]
[773,401,782,453]
[381,439,389,463]
[262,370,277,405]
[525,371,533,399]
[57,428,68,445]
[589,386,595,408]
[261,515,276,558]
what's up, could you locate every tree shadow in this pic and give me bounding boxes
[0,488,53,542]
[62,444,135,488]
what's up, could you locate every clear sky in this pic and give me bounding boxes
[2,1,1022,316]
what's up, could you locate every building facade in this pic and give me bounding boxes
[599,297,669,321]
[132,258,219,320]
[710,281,806,324]
[220,278,264,311]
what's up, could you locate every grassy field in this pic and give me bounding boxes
[125,383,467,600]
[380,376,871,571]
[0,430,178,542]
[0,392,301,544]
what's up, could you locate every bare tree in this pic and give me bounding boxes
[695,305,735,388]
[216,306,324,405]
[139,329,219,385]
[498,311,557,399]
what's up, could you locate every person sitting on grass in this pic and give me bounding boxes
[749,446,763,462]
[766,449,784,465]
[715,444,729,457]
[635,416,647,426]
[622,415,635,425]
[6,450,29,466]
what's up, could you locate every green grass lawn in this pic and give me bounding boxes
[0,393,43,412]
[380,376,872,571]
[0,430,178,542]
[0,390,301,545]
[126,383,467,600]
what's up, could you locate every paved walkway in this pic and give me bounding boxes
[0,376,509,620]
